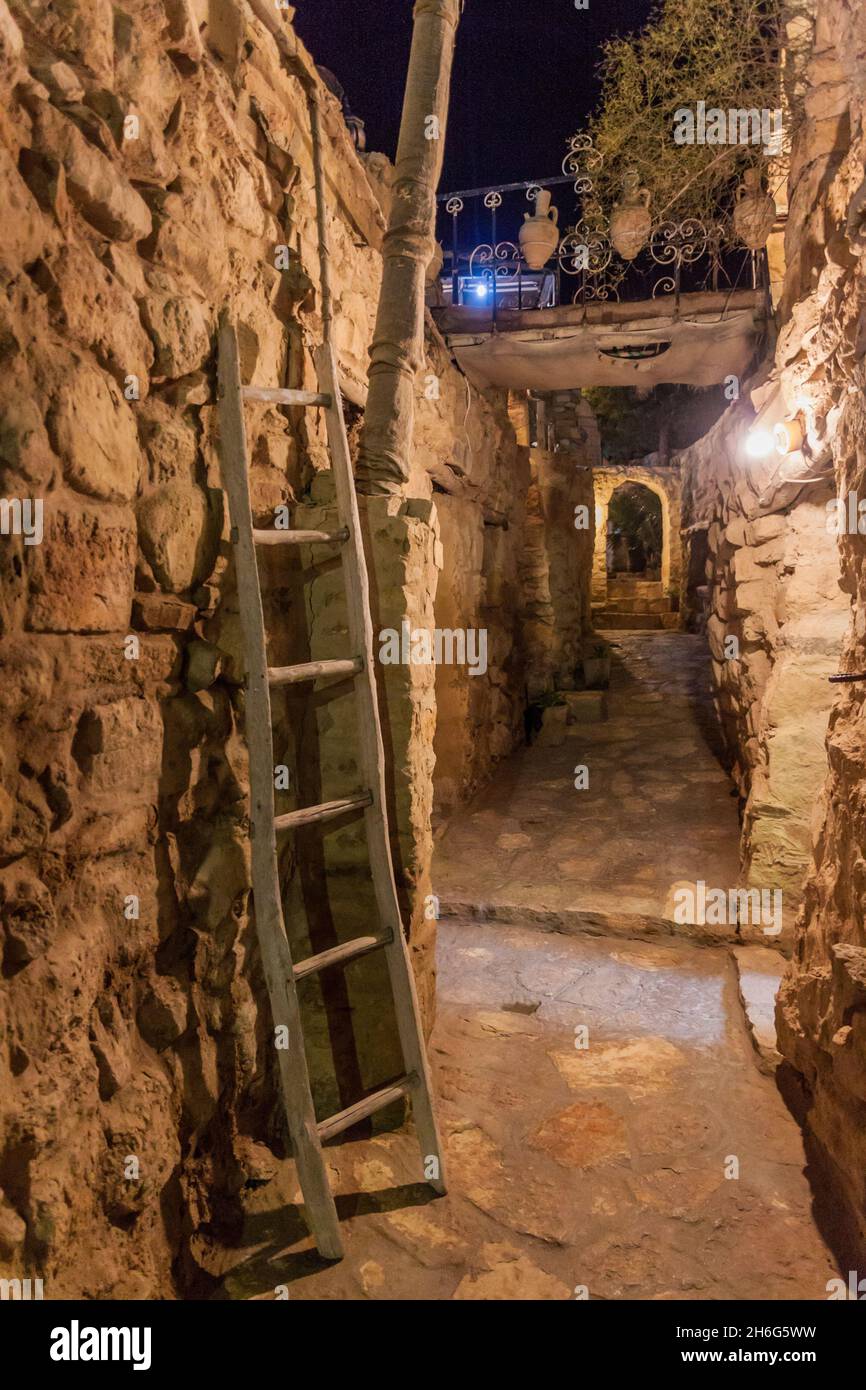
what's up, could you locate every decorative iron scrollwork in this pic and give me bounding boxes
[573,280,621,304]
[468,241,521,282]
[649,218,712,299]
[558,221,613,277]
[562,133,603,198]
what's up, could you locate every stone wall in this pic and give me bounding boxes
[520,448,596,701]
[0,0,575,1298]
[771,0,866,1260]
[418,324,532,822]
[678,397,848,929]
[679,0,866,1255]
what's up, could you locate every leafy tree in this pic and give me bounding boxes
[585,384,728,462]
[581,0,810,233]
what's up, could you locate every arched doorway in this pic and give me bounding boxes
[607,482,663,579]
[590,465,680,621]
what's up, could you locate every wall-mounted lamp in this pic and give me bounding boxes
[744,427,776,460]
[773,416,805,456]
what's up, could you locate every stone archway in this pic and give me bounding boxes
[607,482,663,579]
[592,462,682,620]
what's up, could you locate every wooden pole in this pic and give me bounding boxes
[357,0,462,495]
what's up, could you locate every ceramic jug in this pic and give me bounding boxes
[520,190,560,270]
[733,168,777,250]
[610,169,652,261]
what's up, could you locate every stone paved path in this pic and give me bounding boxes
[433,632,746,936]
[212,920,837,1300]
[207,633,837,1299]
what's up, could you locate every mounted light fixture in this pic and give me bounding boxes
[773,416,805,456]
[745,427,776,460]
[744,381,786,462]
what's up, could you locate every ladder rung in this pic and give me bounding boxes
[268,657,362,687]
[274,792,373,832]
[317,1075,415,1143]
[293,933,391,982]
[242,386,332,407]
[252,527,349,547]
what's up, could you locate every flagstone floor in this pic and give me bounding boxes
[203,632,836,1300]
[433,632,746,937]
[209,918,837,1301]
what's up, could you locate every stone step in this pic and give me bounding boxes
[607,579,664,600]
[595,611,665,630]
[601,596,672,614]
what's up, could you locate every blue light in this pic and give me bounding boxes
[474,282,488,299]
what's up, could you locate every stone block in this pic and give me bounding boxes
[140,292,212,380]
[48,360,141,502]
[749,514,786,544]
[46,245,154,389]
[0,867,58,968]
[536,704,568,747]
[132,592,197,632]
[563,690,608,724]
[74,696,164,795]
[137,978,188,1051]
[724,516,749,548]
[137,477,218,592]
[0,142,49,271]
[184,639,222,691]
[734,578,773,616]
[29,101,152,241]
[26,500,136,632]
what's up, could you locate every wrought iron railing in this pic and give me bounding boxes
[435,135,768,320]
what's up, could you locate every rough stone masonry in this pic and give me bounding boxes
[0,0,594,1296]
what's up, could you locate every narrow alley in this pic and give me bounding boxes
[4,0,865,1331]
[208,632,837,1301]
[434,632,744,934]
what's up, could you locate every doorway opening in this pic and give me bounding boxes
[607,481,663,579]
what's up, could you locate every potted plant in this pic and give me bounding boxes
[583,641,612,689]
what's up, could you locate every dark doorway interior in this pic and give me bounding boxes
[607,482,663,578]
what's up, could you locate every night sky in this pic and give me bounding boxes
[294,0,654,194]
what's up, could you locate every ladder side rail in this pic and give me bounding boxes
[217,313,344,1260]
[308,76,446,1195]
[314,342,447,1194]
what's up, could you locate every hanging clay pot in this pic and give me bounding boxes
[733,168,777,250]
[610,169,652,261]
[520,189,560,270]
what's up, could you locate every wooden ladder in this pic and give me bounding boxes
[214,94,445,1266]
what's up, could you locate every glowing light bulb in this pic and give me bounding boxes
[745,428,775,460]
[474,282,488,300]
[774,417,805,456]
